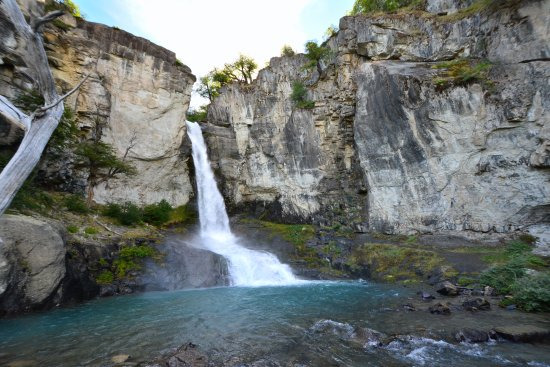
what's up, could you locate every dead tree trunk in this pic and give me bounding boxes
[0,0,87,215]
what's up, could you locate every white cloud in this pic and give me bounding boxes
[119,0,315,107]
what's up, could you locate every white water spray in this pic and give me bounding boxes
[186,121,303,286]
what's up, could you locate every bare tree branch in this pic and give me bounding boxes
[31,10,64,32]
[0,96,31,131]
[37,73,90,113]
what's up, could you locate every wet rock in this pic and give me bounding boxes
[111,354,130,364]
[483,286,495,297]
[310,319,355,339]
[418,291,435,300]
[435,281,458,296]
[352,327,386,347]
[402,303,416,312]
[506,304,517,311]
[462,298,491,311]
[494,326,550,343]
[429,302,451,315]
[146,343,208,367]
[454,328,491,343]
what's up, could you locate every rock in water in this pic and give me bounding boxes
[146,343,209,367]
[494,326,550,343]
[111,354,130,364]
[436,281,458,296]
[429,303,451,315]
[454,328,491,343]
[0,215,66,315]
[462,298,491,311]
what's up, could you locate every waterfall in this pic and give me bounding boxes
[186,121,303,286]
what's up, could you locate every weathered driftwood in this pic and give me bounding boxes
[0,0,87,215]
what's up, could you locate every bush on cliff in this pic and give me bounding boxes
[45,0,83,18]
[350,0,421,14]
[291,81,315,109]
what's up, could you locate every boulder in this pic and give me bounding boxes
[418,291,435,300]
[494,325,550,343]
[352,327,387,347]
[462,298,491,311]
[436,281,458,296]
[429,302,451,315]
[0,215,66,315]
[454,328,492,343]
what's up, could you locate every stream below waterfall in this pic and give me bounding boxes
[0,281,549,366]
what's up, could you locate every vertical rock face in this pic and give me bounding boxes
[206,0,549,235]
[0,4,196,206]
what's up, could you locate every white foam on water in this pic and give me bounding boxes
[186,121,304,287]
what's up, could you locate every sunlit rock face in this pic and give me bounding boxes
[0,5,196,206]
[206,0,549,235]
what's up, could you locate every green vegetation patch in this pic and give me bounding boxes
[113,244,159,279]
[102,200,194,228]
[350,0,425,14]
[478,239,549,312]
[347,243,450,282]
[433,59,493,90]
[96,270,114,285]
[45,0,83,18]
[291,81,315,109]
[64,194,88,214]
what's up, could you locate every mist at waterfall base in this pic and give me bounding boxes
[185,120,303,287]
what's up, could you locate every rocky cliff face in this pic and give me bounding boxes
[206,0,549,235]
[0,2,196,206]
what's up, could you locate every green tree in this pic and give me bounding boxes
[187,105,207,122]
[197,73,221,103]
[304,41,331,74]
[324,25,338,40]
[74,114,136,206]
[281,45,296,57]
[198,55,258,102]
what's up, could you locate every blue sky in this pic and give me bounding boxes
[73,0,355,106]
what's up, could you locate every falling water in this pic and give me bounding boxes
[186,121,303,286]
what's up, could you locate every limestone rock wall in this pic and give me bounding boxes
[206,0,549,234]
[0,3,196,206]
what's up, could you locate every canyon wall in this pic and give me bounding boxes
[0,2,196,206]
[206,0,549,235]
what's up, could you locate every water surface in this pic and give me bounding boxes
[1,282,549,366]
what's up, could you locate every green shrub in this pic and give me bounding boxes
[65,194,88,213]
[102,202,142,226]
[45,0,83,18]
[187,106,207,122]
[96,270,114,285]
[291,81,315,109]
[304,41,331,71]
[433,59,492,90]
[113,245,157,278]
[84,226,98,235]
[165,205,197,226]
[480,258,526,294]
[142,199,173,226]
[67,225,79,233]
[350,0,421,14]
[281,45,295,57]
[510,272,550,312]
